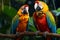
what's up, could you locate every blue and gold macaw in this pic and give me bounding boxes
[10,4,29,40]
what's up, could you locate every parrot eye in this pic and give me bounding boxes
[21,8,23,10]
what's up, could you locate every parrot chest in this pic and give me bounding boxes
[16,21,28,32]
[34,13,50,32]
[16,14,29,32]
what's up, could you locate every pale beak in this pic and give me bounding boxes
[22,7,29,14]
[34,3,38,10]
[34,3,43,11]
[36,5,41,11]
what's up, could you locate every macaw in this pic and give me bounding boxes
[10,4,29,40]
[33,1,56,40]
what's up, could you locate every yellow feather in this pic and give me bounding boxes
[46,11,56,25]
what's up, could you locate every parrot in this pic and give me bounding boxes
[33,1,56,40]
[10,4,29,40]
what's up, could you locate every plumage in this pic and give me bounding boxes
[10,15,19,34]
[10,5,29,40]
[46,11,56,33]
[33,1,56,40]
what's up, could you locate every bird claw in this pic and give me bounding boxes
[35,31,40,36]
[43,31,49,38]
[16,32,20,37]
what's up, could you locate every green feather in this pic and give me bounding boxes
[12,15,19,23]
[46,11,56,26]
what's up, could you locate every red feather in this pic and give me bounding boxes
[33,12,51,40]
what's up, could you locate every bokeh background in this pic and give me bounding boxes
[0,0,60,40]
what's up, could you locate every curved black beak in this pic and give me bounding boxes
[36,6,41,11]
[22,9,28,14]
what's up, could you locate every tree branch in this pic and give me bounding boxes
[0,32,60,39]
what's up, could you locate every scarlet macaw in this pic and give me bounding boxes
[33,1,56,40]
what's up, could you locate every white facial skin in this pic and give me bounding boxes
[25,6,29,13]
[39,2,43,9]
[22,6,29,14]
[34,3,38,10]
[34,2,43,10]
[19,6,29,22]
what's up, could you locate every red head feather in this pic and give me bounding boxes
[24,4,29,8]
[35,1,39,4]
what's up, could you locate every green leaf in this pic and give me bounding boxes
[57,8,60,12]
[28,17,37,32]
[3,5,17,18]
[57,28,60,34]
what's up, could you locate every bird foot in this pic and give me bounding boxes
[16,32,20,38]
[35,31,40,36]
[43,31,49,38]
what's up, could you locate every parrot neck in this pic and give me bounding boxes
[35,12,46,18]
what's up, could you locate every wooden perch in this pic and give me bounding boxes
[0,32,60,39]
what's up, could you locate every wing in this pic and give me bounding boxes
[10,15,19,34]
[46,11,56,33]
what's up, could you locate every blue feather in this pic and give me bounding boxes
[10,19,19,34]
[46,15,56,33]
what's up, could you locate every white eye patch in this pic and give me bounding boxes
[39,2,43,9]
[34,3,38,10]
[25,7,29,13]
[22,6,29,13]
[34,2,43,10]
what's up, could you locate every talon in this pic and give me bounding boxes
[43,31,49,38]
[16,32,20,38]
[35,31,40,36]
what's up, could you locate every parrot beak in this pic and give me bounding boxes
[36,5,41,11]
[34,2,43,12]
[22,7,29,14]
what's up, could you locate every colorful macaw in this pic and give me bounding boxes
[33,1,56,40]
[10,4,29,40]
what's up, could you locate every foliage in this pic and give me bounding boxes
[3,5,17,18]
[57,28,60,34]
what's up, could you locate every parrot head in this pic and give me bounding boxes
[17,4,29,15]
[34,1,49,17]
[17,4,29,22]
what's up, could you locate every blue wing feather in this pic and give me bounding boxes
[10,15,19,34]
[46,16,56,33]
[46,12,56,33]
